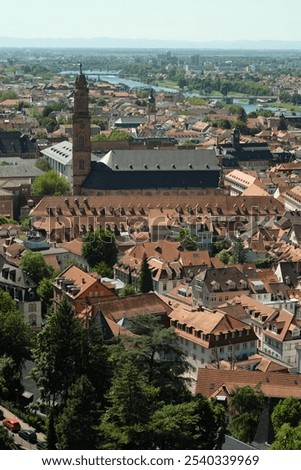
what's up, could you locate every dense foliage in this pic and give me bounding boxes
[82,227,118,269]
[138,253,154,293]
[0,289,32,397]
[32,170,70,196]
[229,386,264,443]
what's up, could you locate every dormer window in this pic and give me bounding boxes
[226,279,236,290]
[292,328,300,337]
[211,280,220,291]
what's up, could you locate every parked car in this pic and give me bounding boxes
[2,418,21,432]
[36,440,47,450]
[18,429,37,444]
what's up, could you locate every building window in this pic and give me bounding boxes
[243,342,247,349]
[29,303,36,312]
[29,314,37,326]
[79,159,85,170]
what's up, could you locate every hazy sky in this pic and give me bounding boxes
[2,0,301,43]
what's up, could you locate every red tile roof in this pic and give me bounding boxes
[195,368,301,399]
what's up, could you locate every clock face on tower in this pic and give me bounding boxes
[79,122,85,129]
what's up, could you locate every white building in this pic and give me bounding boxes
[169,304,258,381]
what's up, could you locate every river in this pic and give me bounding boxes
[61,70,287,114]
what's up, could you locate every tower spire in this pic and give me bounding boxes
[72,65,91,195]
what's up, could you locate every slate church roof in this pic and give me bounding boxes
[81,148,221,190]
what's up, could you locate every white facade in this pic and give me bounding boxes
[41,140,72,180]
[178,334,257,381]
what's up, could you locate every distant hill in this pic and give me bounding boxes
[1,37,301,50]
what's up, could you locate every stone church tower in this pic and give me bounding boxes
[147,88,156,122]
[72,64,91,195]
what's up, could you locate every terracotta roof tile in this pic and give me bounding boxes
[195,368,301,399]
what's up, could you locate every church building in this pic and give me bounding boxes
[41,67,221,196]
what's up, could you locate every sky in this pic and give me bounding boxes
[2,0,301,44]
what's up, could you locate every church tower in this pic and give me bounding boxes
[72,63,91,195]
[147,88,157,122]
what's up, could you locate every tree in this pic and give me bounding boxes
[149,396,225,450]
[123,315,191,405]
[254,256,274,268]
[119,284,137,297]
[0,355,19,398]
[214,236,231,253]
[46,407,58,450]
[32,170,70,196]
[214,118,231,129]
[80,320,112,404]
[94,261,113,278]
[99,357,158,449]
[31,298,85,406]
[0,426,16,449]
[109,129,133,141]
[20,215,30,230]
[279,91,291,103]
[232,120,250,135]
[37,277,54,316]
[271,397,301,434]
[178,77,188,89]
[216,249,231,265]
[237,106,247,123]
[32,299,111,408]
[271,423,301,450]
[0,289,32,376]
[56,375,100,450]
[231,240,246,264]
[278,116,287,131]
[20,251,54,285]
[138,253,153,293]
[82,227,118,269]
[177,227,198,251]
[229,386,264,443]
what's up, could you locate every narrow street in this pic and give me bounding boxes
[0,404,46,450]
